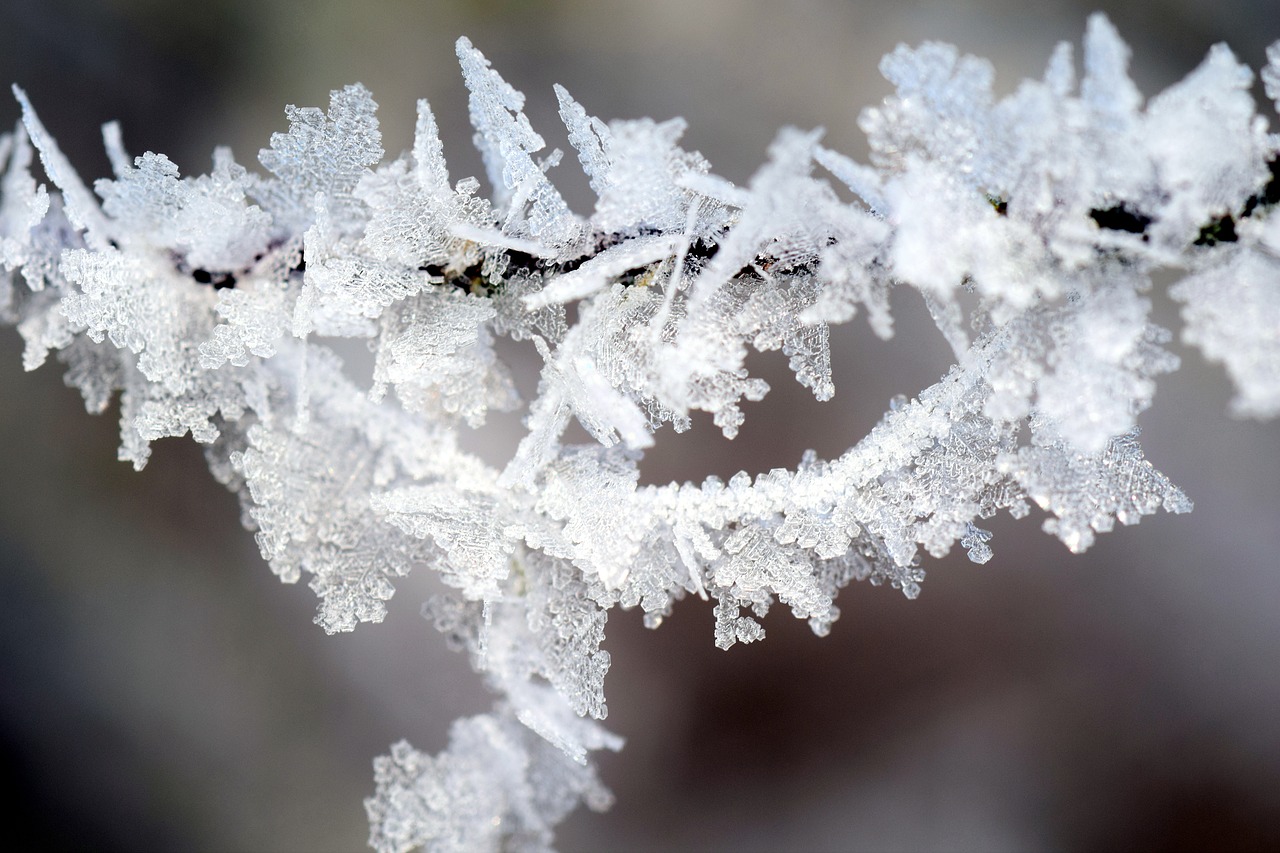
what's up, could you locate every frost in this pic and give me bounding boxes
[999,415,1193,554]
[3,15,1279,852]
[369,289,518,428]
[375,483,515,600]
[12,85,112,249]
[456,37,583,254]
[254,83,383,235]
[1035,283,1179,454]
[96,147,271,272]
[1172,236,1280,418]
[366,705,618,853]
[0,124,49,284]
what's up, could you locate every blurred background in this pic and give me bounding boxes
[1,1,1279,850]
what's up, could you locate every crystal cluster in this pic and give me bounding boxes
[2,15,1277,851]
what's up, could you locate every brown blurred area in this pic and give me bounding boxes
[1,1,1279,850]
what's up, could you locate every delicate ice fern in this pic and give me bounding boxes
[2,14,1278,851]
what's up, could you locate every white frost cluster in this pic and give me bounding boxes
[2,16,1278,851]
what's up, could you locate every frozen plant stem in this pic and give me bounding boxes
[2,14,1278,852]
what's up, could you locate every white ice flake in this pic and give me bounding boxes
[555,85,611,198]
[999,415,1192,554]
[525,233,677,308]
[0,124,49,282]
[96,147,271,272]
[456,37,584,254]
[255,83,383,235]
[1173,238,1280,418]
[375,484,515,600]
[12,86,112,249]
[1142,43,1270,246]
[1036,283,1179,454]
[366,705,618,853]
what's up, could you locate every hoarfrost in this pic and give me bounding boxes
[2,16,1278,852]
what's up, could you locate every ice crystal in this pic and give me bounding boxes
[2,16,1278,851]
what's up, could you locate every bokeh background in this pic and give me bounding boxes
[2,1,1279,850]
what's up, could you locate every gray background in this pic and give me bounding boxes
[1,1,1278,850]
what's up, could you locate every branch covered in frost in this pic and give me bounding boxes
[2,14,1278,851]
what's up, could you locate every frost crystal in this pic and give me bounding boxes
[3,18,1279,852]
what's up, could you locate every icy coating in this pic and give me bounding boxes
[2,15,1278,852]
